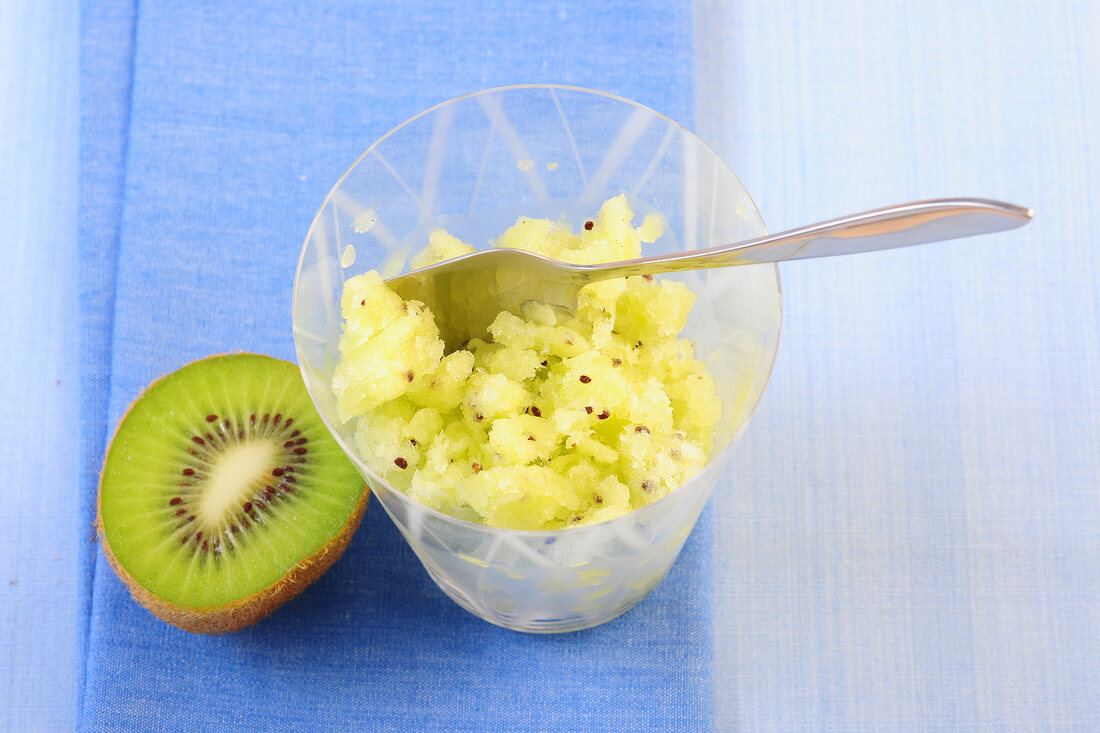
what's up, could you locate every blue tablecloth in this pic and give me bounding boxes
[4,0,1099,730]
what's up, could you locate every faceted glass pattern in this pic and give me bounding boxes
[293,85,781,632]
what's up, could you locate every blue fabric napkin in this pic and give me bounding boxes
[80,0,138,714]
[80,1,713,730]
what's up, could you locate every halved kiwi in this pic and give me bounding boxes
[97,353,367,634]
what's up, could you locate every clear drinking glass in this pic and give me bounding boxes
[293,85,782,632]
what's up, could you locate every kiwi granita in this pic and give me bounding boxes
[332,195,721,531]
[97,353,366,633]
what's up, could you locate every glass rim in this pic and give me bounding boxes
[292,83,783,538]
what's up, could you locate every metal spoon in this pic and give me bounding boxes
[387,197,1032,350]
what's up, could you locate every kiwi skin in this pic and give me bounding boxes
[95,353,369,635]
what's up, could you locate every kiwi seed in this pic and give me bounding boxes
[96,353,366,634]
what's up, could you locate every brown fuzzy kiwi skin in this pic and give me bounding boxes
[95,353,369,635]
[95,488,368,635]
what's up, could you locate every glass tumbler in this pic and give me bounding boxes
[293,85,782,632]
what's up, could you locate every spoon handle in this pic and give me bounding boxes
[577,198,1033,280]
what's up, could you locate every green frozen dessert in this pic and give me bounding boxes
[332,195,721,530]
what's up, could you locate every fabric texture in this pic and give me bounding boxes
[79,0,139,715]
[0,3,81,731]
[78,2,710,731]
[696,1,1100,729]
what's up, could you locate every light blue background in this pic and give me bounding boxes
[3,0,1097,730]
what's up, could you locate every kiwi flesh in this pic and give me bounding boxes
[97,353,367,634]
